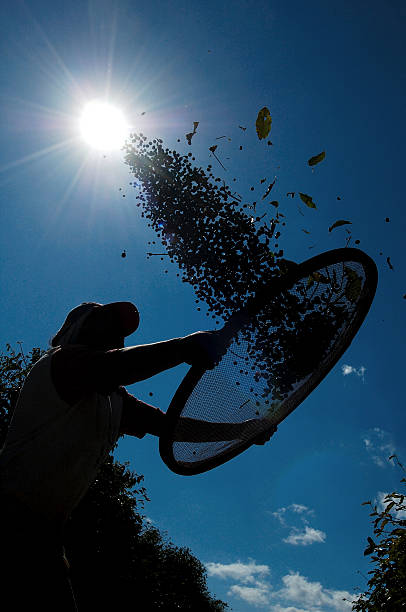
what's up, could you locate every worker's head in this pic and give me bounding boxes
[51,301,140,350]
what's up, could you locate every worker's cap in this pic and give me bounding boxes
[51,301,139,347]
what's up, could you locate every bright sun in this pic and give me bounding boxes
[79,100,128,151]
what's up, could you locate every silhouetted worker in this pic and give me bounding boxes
[0,301,274,610]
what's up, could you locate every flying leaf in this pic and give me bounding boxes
[238,125,247,131]
[328,220,352,233]
[286,192,295,198]
[302,229,310,234]
[387,256,394,270]
[299,193,317,209]
[121,250,127,258]
[186,121,199,145]
[270,200,279,208]
[209,146,227,171]
[308,151,326,166]
[256,107,272,140]
[262,178,276,200]
[385,217,390,222]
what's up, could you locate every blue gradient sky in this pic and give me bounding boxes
[1,1,405,610]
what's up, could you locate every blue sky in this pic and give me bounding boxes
[0,1,405,610]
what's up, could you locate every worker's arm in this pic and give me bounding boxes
[105,330,226,387]
[51,331,226,403]
[119,390,277,445]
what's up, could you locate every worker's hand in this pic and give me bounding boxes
[252,422,277,445]
[238,420,277,445]
[233,419,277,445]
[182,330,228,369]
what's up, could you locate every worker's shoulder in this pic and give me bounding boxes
[51,345,109,376]
[53,344,104,360]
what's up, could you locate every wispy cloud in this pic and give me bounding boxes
[271,504,326,547]
[341,364,366,380]
[283,526,326,546]
[206,561,355,610]
[272,504,313,527]
[363,428,396,468]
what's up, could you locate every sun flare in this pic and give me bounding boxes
[79,100,128,151]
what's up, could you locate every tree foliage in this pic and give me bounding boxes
[352,458,406,611]
[0,345,228,611]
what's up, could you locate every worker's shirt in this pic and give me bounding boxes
[0,345,164,525]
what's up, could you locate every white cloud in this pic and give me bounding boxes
[283,526,326,546]
[363,428,396,468]
[341,364,366,379]
[276,572,354,611]
[206,561,355,611]
[206,560,272,608]
[228,584,270,607]
[206,560,270,585]
[270,606,311,612]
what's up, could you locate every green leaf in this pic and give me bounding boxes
[308,151,326,166]
[344,266,363,303]
[328,220,352,233]
[312,271,329,284]
[364,543,375,556]
[256,107,272,140]
[299,193,317,209]
[391,528,406,536]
